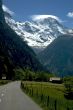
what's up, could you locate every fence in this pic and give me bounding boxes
[21,82,73,110]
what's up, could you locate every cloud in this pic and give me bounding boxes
[31,15,63,23]
[67,12,73,18]
[2,5,14,15]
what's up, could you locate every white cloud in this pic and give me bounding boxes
[31,15,63,23]
[2,5,14,15]
[67,12,73,18]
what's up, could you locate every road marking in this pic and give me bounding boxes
[0,99,1,102]
[1,93,4,97]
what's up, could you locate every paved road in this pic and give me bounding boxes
[0,81,42,110]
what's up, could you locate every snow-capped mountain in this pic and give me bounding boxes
[67,29,73,34]
[4,10,67,49]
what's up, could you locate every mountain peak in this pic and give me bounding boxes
[4,9,67,50]
[31,15,62,23]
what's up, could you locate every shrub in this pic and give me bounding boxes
[64,77,73,100]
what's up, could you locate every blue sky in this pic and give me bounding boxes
[3,0,73,28]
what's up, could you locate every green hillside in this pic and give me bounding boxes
[38,35,73,76]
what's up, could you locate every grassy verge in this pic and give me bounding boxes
[21,81,73,110]
[0,80,10,86]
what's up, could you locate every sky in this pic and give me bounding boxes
[3,0,73,28]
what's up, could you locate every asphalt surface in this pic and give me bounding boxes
[0,81,42,110]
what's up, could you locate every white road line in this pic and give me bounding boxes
[0,99,2,103]
[1,93,4,97]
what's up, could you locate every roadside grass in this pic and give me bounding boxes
[0,80,10,85]
[21,81,73,110]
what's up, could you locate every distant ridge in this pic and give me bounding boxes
[38,34,73,76]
